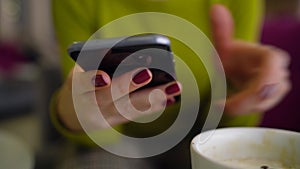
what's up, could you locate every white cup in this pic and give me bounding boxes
[190,127,300,169]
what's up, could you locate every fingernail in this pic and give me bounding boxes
[132,69,151,85]
[165,83,180,95]
[166,99,175,106]
[259,84,278,100]
[92,75,108,87]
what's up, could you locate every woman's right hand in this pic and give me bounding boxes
[57,65,181,131]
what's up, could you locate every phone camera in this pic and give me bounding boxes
[134,55,152,66]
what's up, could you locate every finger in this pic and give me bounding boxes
[224,75,290,116]
[255,46,291,87]
[111,81,181,120]
[128,81,181,110]
[226,42,290,81]
[73,68,111,94]
[109,68,152,101]
[255,80,291,112]
[96,82,180,125]
[210,4,234,59]
[266,46,291,68]
[223,89,257,115]
[94,68,152,104]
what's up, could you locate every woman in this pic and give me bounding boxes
[51,1,290,168]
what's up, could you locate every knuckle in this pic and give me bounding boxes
[265,46,291,65]
[283,80,292,94]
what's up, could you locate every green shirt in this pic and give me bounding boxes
[51,0,264,145]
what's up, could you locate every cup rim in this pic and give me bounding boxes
[190,127,300,169]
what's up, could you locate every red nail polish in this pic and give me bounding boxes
[166,99,175,106]
[165,83,180,95]
[259,84,278,100]
[92,75,108,87]
[132,69,151,85]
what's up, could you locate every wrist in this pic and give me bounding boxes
[57,85,83,132]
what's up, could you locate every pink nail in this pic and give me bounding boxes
[167,99,175,106]
[259,84,278,100]
[132,69,151,85]
[92,75,108,87]
[165,83,180,95]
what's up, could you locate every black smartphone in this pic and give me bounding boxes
[67,34,177,89]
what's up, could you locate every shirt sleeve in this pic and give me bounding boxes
[229,0,264,42]
[210,0,264,42]
[52,0,100,77]
[49,90,122,146]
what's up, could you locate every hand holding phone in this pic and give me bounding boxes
[67,34,177,89]
[57,34,181,131]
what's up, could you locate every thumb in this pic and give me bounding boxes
[210,4,234,59]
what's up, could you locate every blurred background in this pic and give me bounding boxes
[0,0,64,168]
[0,0,299,169]
[260,0,300,132]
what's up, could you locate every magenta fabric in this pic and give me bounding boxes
[260,16,300,132]
[0,42,24,73]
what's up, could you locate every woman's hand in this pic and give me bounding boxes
[210,4,291,115]
[57,66,181,131]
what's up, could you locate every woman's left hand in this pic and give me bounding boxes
[210,4,291,115]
